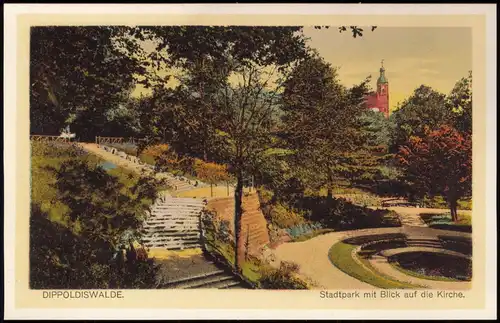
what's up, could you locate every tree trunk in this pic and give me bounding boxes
[227,182,230,197]
[210,183,213,197]
[326,186,333,204]
[326,171,334,207]
[234,171,244,272]
[449,198,458,222]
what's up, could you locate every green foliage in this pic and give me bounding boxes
[328,241,423,289]
[291,196,401,231]
[419,212,472,233]
[390,85,451,152]
[358,109,394,148]
[446,71,472,135]
[30,142,161,289]
[419,195,472,210]
[258,261,309,289]
[30,26,147,139]
[267,203,306,229]
[280,54,373,196]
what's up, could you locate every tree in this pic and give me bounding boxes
[133,26,376,272]
[447,71,473,135]
[359,109,394,149]
[30,26,148,140]
[397,125,472,222]
[52,159,159,247]
[280,55,371,203]
[194,160,230,197]
[390,85,452,152]
[209,63,284,270]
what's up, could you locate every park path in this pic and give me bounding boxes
[265,225,472,290]
[79,142,248,288]
[264,228,404,289]
[79,142,149,173]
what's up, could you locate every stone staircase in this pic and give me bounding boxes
[161,269,247,289]
[156,172,208,193]
[143,197,206,250]
[92,143,250,288]
[397,212,428,227]
[405,237,443,249]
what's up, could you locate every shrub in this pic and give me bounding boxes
[267,203,305,229]
[143,144,170,159]
[258,261,309,289]
[419,195,472,210]
[30,142,161,289]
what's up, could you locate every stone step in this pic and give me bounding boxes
[152,204,205,209]
[162,269,225,288]
[150,205,203,213]
[148,214,201,220]
[145,219,200,225]
[407,242,442,247]
[143,232,200,240]
[164,271,241,289]
[144,241,202,250]
[144,237,199,243]
[154,200,205,205]
[187,277,242,289]
[406,242,442,248]
[143,222,199,228]
[150,209,203,214]
[160,197,206,202]
[143,226,200,233]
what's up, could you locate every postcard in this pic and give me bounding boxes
[3,3,497,320]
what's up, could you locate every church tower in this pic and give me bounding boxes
[376,60,389,118]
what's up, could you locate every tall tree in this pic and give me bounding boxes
[30,26,148,140]
[210,63,284,270]
[281,55,371,202]
[390,85,451,152]
[397,125,472,221]
[447,71,473,135]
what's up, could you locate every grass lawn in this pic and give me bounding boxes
[204,233,262,284]
[419,212,472,233]
[31,142,160,227]
[328,241,424,289]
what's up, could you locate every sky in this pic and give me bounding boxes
[132,27,472,112]
[302,26,472,111]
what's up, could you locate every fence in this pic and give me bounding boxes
[30,135,72,143]
[95,136,148,146]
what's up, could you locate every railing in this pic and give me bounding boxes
[30,135,72,142]
[95,136,124,145]
[95,136,148,146]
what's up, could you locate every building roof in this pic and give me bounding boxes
[377,67,388,84]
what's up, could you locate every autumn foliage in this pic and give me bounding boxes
[143,144,170,159]
[397,125,472,221]
[194,160,231,196]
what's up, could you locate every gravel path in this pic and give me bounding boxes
[266,226,472,290]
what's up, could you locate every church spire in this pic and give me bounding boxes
[377,59,388,84]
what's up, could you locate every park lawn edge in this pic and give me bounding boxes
[328,241,424,289]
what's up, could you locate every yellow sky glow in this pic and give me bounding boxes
[132,27,472,112]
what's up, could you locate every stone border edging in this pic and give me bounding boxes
[351,238,408,281]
